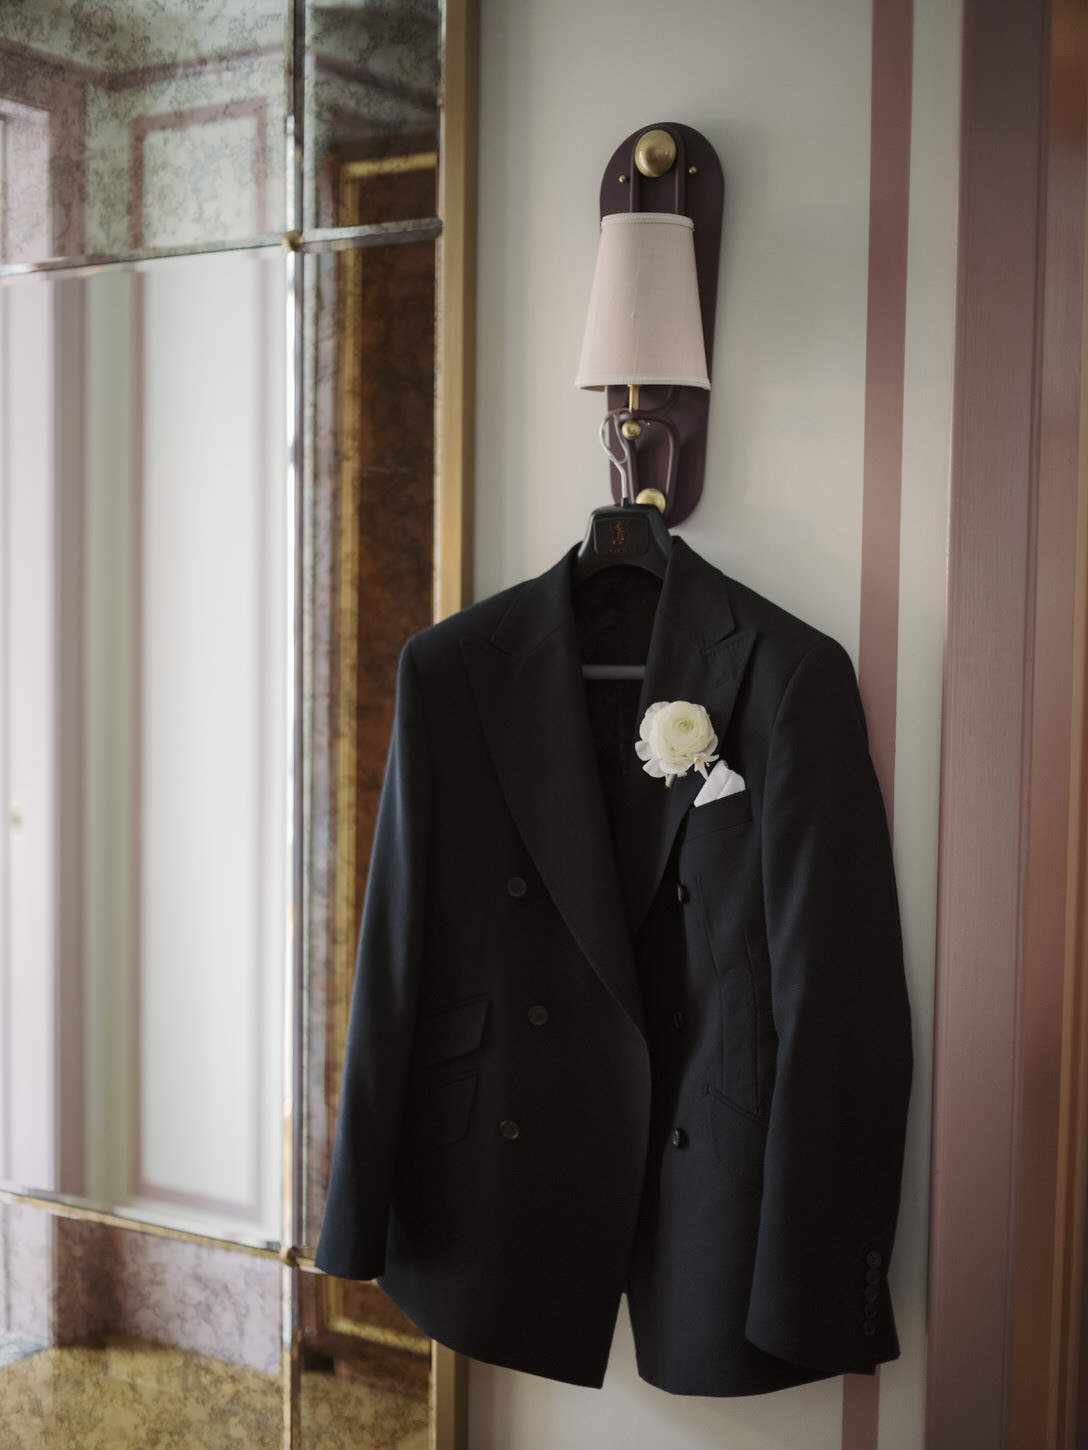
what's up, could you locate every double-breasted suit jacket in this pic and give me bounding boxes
[316,536,913,1398]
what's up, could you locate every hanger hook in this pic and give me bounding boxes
[599,412,634,503]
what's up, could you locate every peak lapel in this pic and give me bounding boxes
[616,541,755,934]
[461,555,645,1038]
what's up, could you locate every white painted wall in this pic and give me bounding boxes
[471,0,960,1445]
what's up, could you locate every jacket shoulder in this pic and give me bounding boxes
[398,576,532,671]
[722,571,854,675]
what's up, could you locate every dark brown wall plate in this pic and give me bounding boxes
[595,122,724,526]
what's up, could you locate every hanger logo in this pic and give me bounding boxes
[595,515,649,557]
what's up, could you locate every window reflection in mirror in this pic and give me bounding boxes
[0,250,288,1247]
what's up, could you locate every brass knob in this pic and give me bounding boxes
[635,488,667,513]
[282,230,303,252]
[620,420,643,440]
[634,129,677,179]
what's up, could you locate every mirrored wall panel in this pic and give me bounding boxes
[0,0,470,1440]
[0,249,289,1247]
[305,0,439,230]
[0,1203,283,1448]
[299,1268,429,1450]
[0,0,287,263]
[300,235,436,1254]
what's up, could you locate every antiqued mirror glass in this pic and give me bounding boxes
[0,1202,283,1449]
[0,0,287,264]
[304,0,439,231]
[0,0,471,1442]
[300,233,437,1256]
[0,249,289,1247]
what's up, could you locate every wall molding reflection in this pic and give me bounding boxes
[130,97,271,249]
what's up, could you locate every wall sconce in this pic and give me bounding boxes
[575,123,724,526]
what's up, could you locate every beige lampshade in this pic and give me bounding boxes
[575,212,710,391]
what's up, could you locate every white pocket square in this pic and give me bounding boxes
[693,760,746,807]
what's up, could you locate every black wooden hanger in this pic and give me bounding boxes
[573,501,671,584]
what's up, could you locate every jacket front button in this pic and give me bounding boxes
[527,1005,549,1026]
[499,1120,520,1139]
[671,1128,688,1149]
[507,876,527,897]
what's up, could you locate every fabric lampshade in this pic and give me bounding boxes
[575,212,710,392]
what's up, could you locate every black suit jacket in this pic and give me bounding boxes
[316,537,913,1397]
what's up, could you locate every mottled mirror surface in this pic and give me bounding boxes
[305,0,439,229]
[300,231,436,1256]
[0,0,287,263]
[0,0,457,1443]
[0,1204,433,1449]
[0,251,289,1247]
[299,1269,430,1450]
[0,1203,283,1449]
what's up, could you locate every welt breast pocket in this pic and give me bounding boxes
[682,787,754,844]
[408,995,489,1150]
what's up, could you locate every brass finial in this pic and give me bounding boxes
[635,488,667,513]
[634,129,677,179]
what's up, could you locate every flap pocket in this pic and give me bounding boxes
[423,996,489,1064]
[706,1084,768,1189]
[684,788,753,843]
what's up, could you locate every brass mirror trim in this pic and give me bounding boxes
[435,0,479,625]
[0,1189,282,1260]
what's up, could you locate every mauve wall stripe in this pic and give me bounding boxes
[857,0,913,835]
[926,2,1049,1443]
[843,0,913,1446]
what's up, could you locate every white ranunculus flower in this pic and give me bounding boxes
[635,700,720,785]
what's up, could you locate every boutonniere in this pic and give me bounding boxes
[636,701,720,788]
